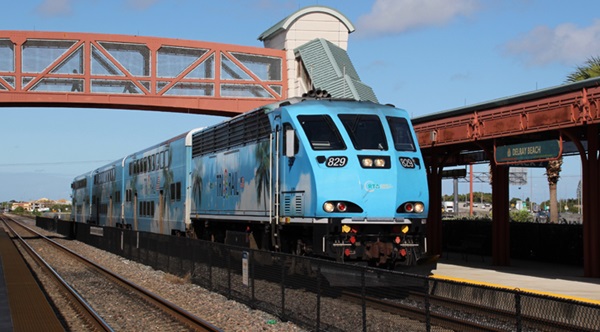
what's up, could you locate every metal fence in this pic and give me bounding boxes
[443,220,584,265]
[36,217,600,331]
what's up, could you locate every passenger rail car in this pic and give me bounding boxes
[72,97,434,269]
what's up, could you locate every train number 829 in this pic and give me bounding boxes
[326,156,348,167]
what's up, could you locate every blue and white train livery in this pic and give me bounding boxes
[72,97,434,268]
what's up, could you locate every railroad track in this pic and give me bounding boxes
[1,215,220,331]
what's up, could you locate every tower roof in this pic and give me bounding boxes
[258,5,354,41]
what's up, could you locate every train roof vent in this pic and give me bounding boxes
[191,109,271,158]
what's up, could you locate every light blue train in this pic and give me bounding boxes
[72,96,434,269]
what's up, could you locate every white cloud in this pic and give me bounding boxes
[35,0,73,17]
[504,20,600,66]
[356,0,479,37]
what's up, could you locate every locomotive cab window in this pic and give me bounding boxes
[297,115,346,150]
[387,117,416,151]
[339,114,388,150]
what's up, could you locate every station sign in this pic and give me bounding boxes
[441,168,467,178]
[495,139,561,165]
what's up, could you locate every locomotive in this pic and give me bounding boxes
[72,97,434,269]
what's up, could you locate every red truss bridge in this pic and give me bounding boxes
[0,31,287,116]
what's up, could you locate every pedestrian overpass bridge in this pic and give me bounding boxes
[0,30,287,116]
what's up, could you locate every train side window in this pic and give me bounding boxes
[297,115,346,150]
[283,123,298,157]
[170,182,182,201]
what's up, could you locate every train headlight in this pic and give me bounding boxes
[336,202,347,212]
[361,158,373,168]
[414,202,424,213]
[323,202,335,213]
[359,155,391,169]
[404,203,414,212]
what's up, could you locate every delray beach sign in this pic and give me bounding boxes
[495,139,562,165]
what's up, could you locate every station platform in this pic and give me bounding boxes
[432,253,600,304]
[0,225,64,331]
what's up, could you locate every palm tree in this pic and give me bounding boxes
[566,56,600,82]
[191,164,203,211]
[545,159,562,223]
[255,140,271,209]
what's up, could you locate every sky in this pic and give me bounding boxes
[1,0,599,205]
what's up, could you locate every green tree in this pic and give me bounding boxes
[510,209,532,223]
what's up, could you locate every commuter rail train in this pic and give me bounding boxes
[72,96,434,269]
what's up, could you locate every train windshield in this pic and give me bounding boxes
[338,114,388,150]
[298,115,346,150]
[386,117,416,151]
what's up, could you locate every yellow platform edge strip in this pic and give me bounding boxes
[431,274,600,306]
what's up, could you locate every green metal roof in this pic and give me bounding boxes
[295,38,378,102]
[258,6,355,41]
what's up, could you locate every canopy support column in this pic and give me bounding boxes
[491,163,510,266]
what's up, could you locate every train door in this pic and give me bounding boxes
[159,190,164,234]
[108,196,113,227]
[133,193,138,231]
[82,199,87,223]
[273,120,301,253]
[93,195,100,225]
